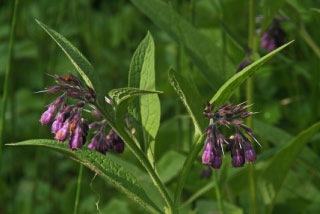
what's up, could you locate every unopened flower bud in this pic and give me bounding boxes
[231,148,244,168]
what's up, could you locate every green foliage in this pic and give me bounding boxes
[168,68,207,134]
[261,0,287,33]
[7,140,162,214]
[128,32,161,152]
[157,151,185,183]
[108,87,162,127]
[259,122,320,213]
[36,20,96,91]
[196,200,243,214]
[210,40,294,107]
[131,0,234,91]
[2,1,320,214]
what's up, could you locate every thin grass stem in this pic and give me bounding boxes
[0,0,19,163]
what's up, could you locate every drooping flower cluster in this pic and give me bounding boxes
[39,73,124,155]
[202,102,260,169]
[260,19,285,52]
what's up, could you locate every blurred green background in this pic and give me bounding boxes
[1,0,320,213]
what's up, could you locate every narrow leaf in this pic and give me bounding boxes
[168,68,207,134]
[7,140,162,214]
[131,0,234,90]
[210,41,294,106]
[35,19,97,91]
[258,122,320,212]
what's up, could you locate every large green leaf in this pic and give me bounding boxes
[128,32,161,151]
[258,122,320,213]
[210,41,294,106]
[168,68,207,134]
[36,20,97,91]
[131,0,234,91]
[7,140,162,214]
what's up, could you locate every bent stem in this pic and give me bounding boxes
[96,105,175,214]
[73,164,83,214]
[0,0,19,163]
[174,134,205,207]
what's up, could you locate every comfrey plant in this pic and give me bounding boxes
[202,102,260,168]
[39,73,124,154]
[9,18,293,214]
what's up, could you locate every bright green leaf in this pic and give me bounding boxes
[128,32,161,151]
[7,140,162,214]
[210,41,294,106]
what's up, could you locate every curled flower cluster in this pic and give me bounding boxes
[39,73,124,155]
[202,102,260,169]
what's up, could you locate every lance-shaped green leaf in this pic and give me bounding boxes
[168,68,207,134]
[128,32,161,151]
[108,88,162,127]
[210,41,294,106]
[7,140,162,214]
[258,122,320,213]
[131,0,234,91]
[36,19,97,91]
[254,119,320,175]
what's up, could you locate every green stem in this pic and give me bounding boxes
[247,0,257,214]
[0,0,19,162]
[174,134,205,208]
[73,164,83,214]
[214,170,224,214]
[299,25,320,60]
[96,105,175,214]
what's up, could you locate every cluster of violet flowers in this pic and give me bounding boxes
[39,73,124,155]
[202,102,261,169]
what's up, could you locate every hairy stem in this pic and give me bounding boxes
[96,105,175,214]
[0,0,19,162]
